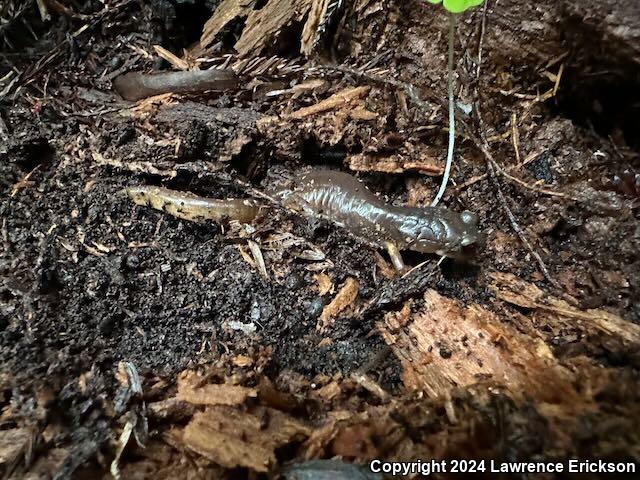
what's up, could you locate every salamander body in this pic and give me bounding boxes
[281,170,480,258]
[125,171,480,270]
[125,186,261,224]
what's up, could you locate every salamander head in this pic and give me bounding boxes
[408,209,481,257]
[459,210,480,246]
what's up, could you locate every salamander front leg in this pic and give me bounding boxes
[385,241,407,273]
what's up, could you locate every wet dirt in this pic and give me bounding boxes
[1,0,639,477]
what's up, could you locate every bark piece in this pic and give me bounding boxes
[314,272,334,295]
[176,370,257,406]
[287,86,371,120]
[378,290,580,404]
[182,406,311,472]
[490,271,640,345]
[318,277,359,331]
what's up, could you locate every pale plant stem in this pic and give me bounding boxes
[431,13,456,207]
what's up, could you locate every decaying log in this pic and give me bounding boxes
[199,0,314,56]
[378,289,582,404]
[392,1,640,76]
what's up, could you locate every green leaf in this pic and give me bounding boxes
[426,0,484,13]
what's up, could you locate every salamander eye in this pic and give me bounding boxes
[460,211,478,226]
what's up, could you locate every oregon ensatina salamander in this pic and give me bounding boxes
[125,186,262,224]
[279,170,479,269]
[126,170,480,270]
[113,69,239,101]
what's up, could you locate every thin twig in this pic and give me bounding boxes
[470,1,559,288]
[475,0,489,80]
[476,135,559,288]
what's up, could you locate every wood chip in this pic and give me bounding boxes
[153,45,190,71]
[248,239,269,279]
[233,355,254,367]
[288,86,371,119]
[0,428,32,468]
[314,272,334,295]
[316,381,341,401]
[182,406,311,472]
[177,371,257,406]
[378,289,581,405]
[318,277,359,331]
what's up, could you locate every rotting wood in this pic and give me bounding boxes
[314,272,334,295]
[176,370,258,406]
[91,152,177,178]
[235,0,312,55]
[152,45,190,71]
[490,271,640,346]
[287,85,371,120]
[348,152,444,176]
[0,428,32,474]
[3,0,640,476]
[300,0,329,55]
[199,0,313,57]
[378,290,582,405]
[181,406,311,472]
[199,0,257,52]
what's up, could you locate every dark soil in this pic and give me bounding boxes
[1,0,639,478]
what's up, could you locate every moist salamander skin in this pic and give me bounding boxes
[282,170,480,256]
[113,69,239,101]
[125,186,261,224]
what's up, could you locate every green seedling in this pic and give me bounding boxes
[426,0,484,206]
[426,0,484,14]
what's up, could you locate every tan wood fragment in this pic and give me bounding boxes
[314,272,334,295]
[318,277,359,331]
[378,290,581,404]
[490,271,640,345]
[288,86,371,119]
[177,371,257,406]
[182,406,310,472]
[348,153,444,176]
[153,45,190,70]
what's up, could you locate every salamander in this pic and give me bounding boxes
[278,170,480,270]
[113,69,239,101]
[125,170,480,271]
[125,186,262,224]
